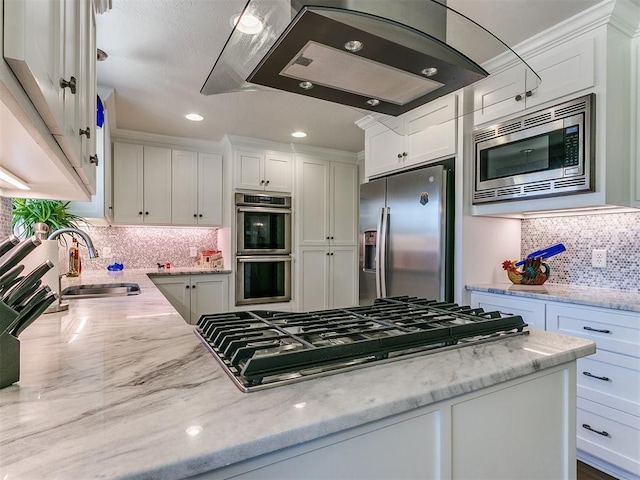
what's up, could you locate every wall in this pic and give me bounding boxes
[0,196,11,238]
[521,211,640,291]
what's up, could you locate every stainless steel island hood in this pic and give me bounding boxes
[201,0,540,117]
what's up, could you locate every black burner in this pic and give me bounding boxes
[195,296,527,392]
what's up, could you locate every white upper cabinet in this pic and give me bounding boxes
[4,0,98,193]
[362,94,457,179]
[172,150,223,226]
[473,31,596,127]
[633,36,640,208]
[113,142,171,225]
[235,149,292,193]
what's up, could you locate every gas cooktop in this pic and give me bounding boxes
[195,297,528,392]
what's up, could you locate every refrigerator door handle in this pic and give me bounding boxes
[380,207,389,298]
[375,207,383,298]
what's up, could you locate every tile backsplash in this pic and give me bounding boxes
[60,225,220,271]
[521,211,640,291]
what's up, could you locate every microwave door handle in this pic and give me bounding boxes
[380,207,389,298]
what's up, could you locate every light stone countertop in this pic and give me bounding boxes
[0,269,595,479]
[466,282,640,313]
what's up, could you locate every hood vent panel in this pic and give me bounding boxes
[247,8,484,116]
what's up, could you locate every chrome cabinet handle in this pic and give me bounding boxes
[582,424,610,437]
[582,371,611,382]
[60,76,77,94]
[583,326,611,334]
[89,155,99,166]
[79,127,91,138]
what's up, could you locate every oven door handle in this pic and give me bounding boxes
[237,256,292,263]
[237,207,291,214]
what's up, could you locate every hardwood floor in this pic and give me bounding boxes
[577,461,618,480]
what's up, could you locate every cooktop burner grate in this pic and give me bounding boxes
[195,296,528,392]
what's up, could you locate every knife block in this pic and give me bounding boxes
[0,302,20,389]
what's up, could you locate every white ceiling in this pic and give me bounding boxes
[95,0,601,154]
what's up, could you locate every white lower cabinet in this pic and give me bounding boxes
[192,364,575,480]
[469,292,546,330]
[298,246,357,311]
[152,274,229,324]
[470,291,640,479]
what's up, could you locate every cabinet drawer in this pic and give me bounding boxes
[546,304,640,357]
[469,293,546,330]
[577,351,640,416]
[577,398,640,476]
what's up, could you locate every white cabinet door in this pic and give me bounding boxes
[153,276,191,322]
[403,95,456,168]
[3,0,65,135]
[171,150,199,225]
[298,158,330,246]
[198,153,223,225]
[113,142,144,224]
[264,152,292,193]
[236,151,264,190]
[472,67,526,126]
[190,275,229,324]
[364,117,405,179]
[298,247,330,311]
[142,146,172,224]
[329,162,358,246]
[76,0,97,193]
[330,247,357,309]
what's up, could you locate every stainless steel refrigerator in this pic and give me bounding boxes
[359,164,453,305]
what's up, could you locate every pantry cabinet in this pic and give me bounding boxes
[469,290,640,479]
[112,142,171,224]
[235,150,292,193]
[171,150,223,226]
[4,0,98,193]
[295,154,358,311]
[152,274,229,324]
[362,94,457,179]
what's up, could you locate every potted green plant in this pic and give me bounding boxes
[11,198,87,240]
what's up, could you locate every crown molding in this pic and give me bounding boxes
[111,129,226,153]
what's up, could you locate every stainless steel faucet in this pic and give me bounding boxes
[47,228,99,258]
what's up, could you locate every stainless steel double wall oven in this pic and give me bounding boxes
[235,193,292,305]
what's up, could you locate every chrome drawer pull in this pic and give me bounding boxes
[583,326,611,334]
[582,371,611,382]
[582,424,610,437]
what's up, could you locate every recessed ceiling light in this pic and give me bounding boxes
[231,13,263,34]
[299,81,313,90]
[291,131,307,138]
[344,40,363,52]
[421,67,438,77]
[0,167,30,190]
[185,113,204,122]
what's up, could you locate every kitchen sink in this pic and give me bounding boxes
[61,282,140,299]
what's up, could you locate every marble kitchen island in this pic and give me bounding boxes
[0,270,595,479]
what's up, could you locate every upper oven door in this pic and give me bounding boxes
[237,206,292,255]
[475,114,584,192]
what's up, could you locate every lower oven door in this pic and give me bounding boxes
[236,256,292,306]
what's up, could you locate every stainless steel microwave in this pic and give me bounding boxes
[472,94,595,204]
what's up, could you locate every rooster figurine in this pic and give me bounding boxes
[502,257,550,285]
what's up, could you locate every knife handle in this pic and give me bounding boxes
[10,292,57,337]
[0,235,20,258]
[3,261,53,307]
[15,285,51,312]
[0,237,42,277]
